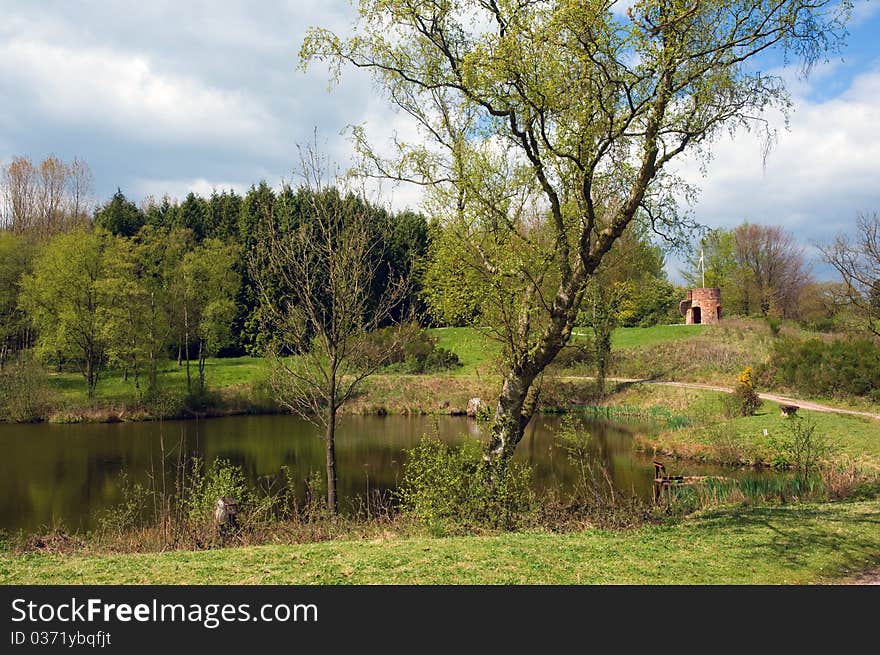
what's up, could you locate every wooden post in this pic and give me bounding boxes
[214,497,239,538]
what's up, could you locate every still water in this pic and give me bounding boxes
[0,414,760,532]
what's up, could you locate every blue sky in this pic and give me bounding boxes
[1,1,879,281]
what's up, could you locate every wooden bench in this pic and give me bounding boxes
[779,404,799,418]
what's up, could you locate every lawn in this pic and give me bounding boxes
[610,324,708,349]
[641,394,880,467]
[47,356,267,403]
[3,499,878,584]
[46,324,707,402]
[428,326,502,375]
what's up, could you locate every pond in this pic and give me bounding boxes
[0,413,767,532]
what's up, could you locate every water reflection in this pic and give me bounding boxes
[0,414,764,532]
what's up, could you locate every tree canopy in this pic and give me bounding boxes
[302,0,850,458]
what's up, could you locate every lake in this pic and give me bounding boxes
[0,413,761,532]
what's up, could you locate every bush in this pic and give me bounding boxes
[550,344,593,369]
[763,337,880,398]
[733,367,762,417]
[366,324,461,374]
[97,472,151,534]
[183,458,254,525]
[0,356,52,422]
[769,416,834,484]
[397,437,534,534]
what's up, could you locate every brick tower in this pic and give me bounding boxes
[679,288,722,325]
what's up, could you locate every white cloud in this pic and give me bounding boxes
[672,64,880,256]
[0,38,278,153]
[130,177,250,203]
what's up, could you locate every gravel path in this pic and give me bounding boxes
[562,377,880,421]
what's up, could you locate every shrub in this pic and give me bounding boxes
[397,437,534,534]
[0,356,52,422]
[366,323,461,373]
[183,458,254,525]
[97,472,151,534]
[763,337,880,398]
[550,344,593,369]
[769,416,834,484]
[733,367,761,417]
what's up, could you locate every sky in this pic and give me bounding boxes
[1,0,879,282]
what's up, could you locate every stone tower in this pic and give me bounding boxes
[680,288,722,325]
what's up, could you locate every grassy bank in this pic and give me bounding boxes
[3,499,878,584]
[7,321,878,423]
[632,393,880,468]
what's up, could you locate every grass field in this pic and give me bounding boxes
[26,321,879,422]
[44,324,711,403]
[633,392,880,467]
[3,499,878,584]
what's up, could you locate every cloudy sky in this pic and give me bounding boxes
[2,0,879,280]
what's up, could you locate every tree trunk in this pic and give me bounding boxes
[325,398,338,515]
[183,304,191,392]
[486,306,575,460]
[198,340,206,394]
[86,347,96,399]
[486,371,535,460]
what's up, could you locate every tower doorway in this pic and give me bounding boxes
[692,306,702,324]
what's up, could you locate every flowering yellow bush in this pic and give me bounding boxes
[734,367,761,416]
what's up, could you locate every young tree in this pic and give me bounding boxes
[98,227,188,393]
[99,235,153,391]
[179,238,240,393]
[252,153,410,514]
[822,212,880,338]
[19,229,109,397]
[1,155,93,236]
[302,0,848,459]
[0,232,36,369]
[731,223,813,318]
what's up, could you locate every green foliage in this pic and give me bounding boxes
[733,367,762,416]
[0,232,36,362]
[0,356,52,422]
[421,222,487,326]
[397,437,534,534]
[19,228,110,396]
[769,417,834,485]
[183,458,253,525]
[93,189,144,237]
[367,324,461,373]
[615,276,680,328]
[96,472,151,534]
[764,337,880,399]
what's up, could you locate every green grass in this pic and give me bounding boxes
[610,324,707,349]
[430,324,707,376]
[44,325,713,403]
[3,499,878,584]
[46,356,267,402]
[428,327,501,375]
[725,401,880,462]
[645,395,880,466]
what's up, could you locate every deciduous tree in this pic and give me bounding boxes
[19,229,109,397]
[822,212,880,338]
[252,150,410,514]
[302,0,848,459]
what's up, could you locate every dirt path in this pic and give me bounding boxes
[564,376,880,421]
[847,571,880,585]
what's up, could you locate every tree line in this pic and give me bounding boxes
[0,161,430,398]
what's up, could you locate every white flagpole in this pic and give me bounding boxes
[700,248,705,288]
